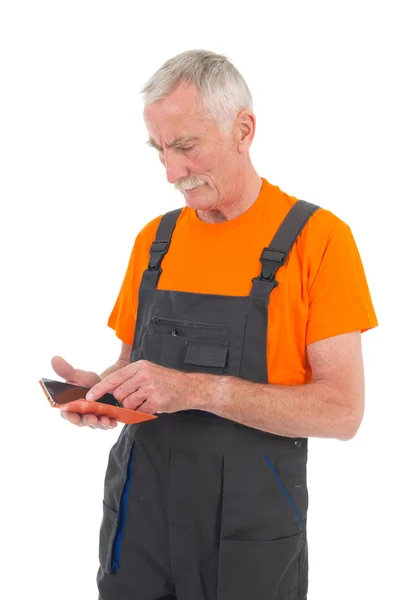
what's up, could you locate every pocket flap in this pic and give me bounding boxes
[185,339,228,368]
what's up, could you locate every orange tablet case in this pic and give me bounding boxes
[39,380,157,425]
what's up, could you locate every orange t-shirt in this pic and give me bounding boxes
[108,177,378,385]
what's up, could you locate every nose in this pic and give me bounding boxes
[162,149,190,184]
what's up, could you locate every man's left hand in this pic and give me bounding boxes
[85,360,193,414]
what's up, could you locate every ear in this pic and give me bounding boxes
[234,110,256,152]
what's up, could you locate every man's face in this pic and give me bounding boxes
[143,82,241,211]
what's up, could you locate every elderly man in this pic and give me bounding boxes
[53,50,378,600]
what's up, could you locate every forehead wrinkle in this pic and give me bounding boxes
[147,135,200,149]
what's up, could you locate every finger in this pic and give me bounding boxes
[72,368,101,387]
[81,414,100,427]
[112,365,153,401]
[52,356,75,381]
[60,410,115,429]
[60,410,82,426]
[93,416,118,430]
[98,416,118,428]
[52,356,101,388]
[113,382,140,402]
[97,417,118,429]
[122,389,148,411]
[85,363,139,401]
[131,399,156,415]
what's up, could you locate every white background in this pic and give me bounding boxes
[0,1,397,598]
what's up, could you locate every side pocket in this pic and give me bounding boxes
[110,444,135,572]
[99,502,119,574]
[263,454,305,531]
[217,530,304,600]
[218,454,307,598]
[99,429,136,574]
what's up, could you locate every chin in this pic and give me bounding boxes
[182,186,213,210]
[184,197,212,210]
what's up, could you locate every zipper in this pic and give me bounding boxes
[151,316,228,330]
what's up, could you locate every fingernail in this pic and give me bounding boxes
[86,391,94,400]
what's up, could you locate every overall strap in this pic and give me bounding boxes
[250,199,320,299]
[140,208,183,291]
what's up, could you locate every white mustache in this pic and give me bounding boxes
[175,177,206,192]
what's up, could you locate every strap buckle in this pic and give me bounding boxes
[148,239,170,270]
[258,247,287,281]
[150,240,170,254]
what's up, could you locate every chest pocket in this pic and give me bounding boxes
[148,315,229,375]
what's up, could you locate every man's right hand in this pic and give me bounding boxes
[51,355,118,430]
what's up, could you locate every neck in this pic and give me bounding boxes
[196,170,263,224]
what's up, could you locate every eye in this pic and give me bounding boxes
[181,146,195,152]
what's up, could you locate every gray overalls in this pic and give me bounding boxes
[97,199,320,600]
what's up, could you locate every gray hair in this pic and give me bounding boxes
[140,50,253,135]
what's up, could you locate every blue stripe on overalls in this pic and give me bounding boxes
[263,454,305,530]
[111,444,135,572]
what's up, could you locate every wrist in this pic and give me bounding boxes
[186,372,230,412]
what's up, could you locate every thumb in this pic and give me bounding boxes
[51,355,75,382]
[51,355,101,388]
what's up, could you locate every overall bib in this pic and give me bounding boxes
[97,199,320,600]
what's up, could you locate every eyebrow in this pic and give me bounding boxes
[146,136,200,150]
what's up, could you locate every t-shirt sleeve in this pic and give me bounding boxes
[107,216,163,345]
[306,223,378,346]
[107,239,139,346]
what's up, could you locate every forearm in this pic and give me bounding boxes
[99,359,129,380]
[190,374,358,441]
